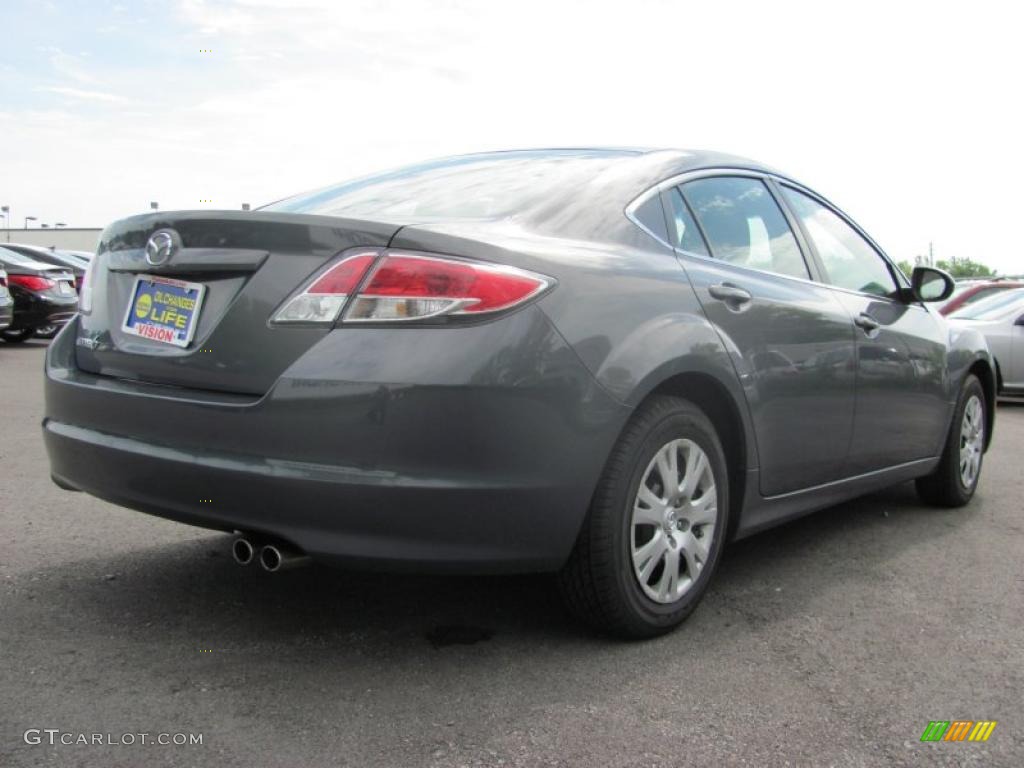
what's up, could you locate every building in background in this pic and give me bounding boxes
[1,228,102,253]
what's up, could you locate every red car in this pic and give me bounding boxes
[939,280,1024,316]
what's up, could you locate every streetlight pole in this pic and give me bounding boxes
[0,205,7,241]
[24,216,37,229]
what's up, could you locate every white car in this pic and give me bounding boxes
[949,287,1024,396]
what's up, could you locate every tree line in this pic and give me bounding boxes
[896,257,997,279]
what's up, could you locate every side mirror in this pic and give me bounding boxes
[910,266,955,303]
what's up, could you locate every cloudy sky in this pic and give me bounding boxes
[2,0,1021,272]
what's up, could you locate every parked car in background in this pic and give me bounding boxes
[1,244,87,337]
[1,243,88,291]
[0,269,14,331]
[42,149,995,637]
[940,278,1024,316]
[62,249,95,262]
[0,246,79,343]
[949,287,1024,396]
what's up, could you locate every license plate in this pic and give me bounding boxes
[122,275,206,348]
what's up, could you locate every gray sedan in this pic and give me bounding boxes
[950,287,1024,396]
[42,149,995,637]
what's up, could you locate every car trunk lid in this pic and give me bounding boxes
[75,210,401,395]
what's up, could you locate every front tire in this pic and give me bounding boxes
[558,396,729,639]
[916,374,986,507]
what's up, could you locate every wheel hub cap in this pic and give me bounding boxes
[958,395,984,489]
[630,439,718,605]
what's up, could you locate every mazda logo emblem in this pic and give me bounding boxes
[145,229,179,266]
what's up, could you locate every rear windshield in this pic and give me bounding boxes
[262,150,638,221]
[950,288,1024,320]
[0,247,51,269]
[47,251,88,269]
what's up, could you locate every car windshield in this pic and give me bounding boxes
[949,287,1024,320]
[262,150,638,221]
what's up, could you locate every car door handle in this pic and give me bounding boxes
[854,313,880,333]
[708,283,752,308]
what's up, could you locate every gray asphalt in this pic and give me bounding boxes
[2,338,1022,767]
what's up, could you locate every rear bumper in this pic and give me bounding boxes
[44,313,630,572]
[10,292,78,330]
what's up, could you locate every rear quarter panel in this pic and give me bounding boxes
[390,219,759,472]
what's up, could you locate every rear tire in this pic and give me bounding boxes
[1,328,34,343]
[558,395,729,639]
[915,374,986,507]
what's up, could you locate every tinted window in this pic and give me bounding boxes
[0,247,49,268]
[667,188,709,256]
[630,194,670,244]
[782,187,898,298]
[681,177,807,279]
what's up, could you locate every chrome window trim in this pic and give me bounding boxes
[674,244,828,291]
[624,199,673,249]
[626,168,815,275]
[774,181,910,292]
[626,167,774,218]
[625,166,916,304]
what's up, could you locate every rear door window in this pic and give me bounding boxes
[666,188,710,256]
[680,177,809,280]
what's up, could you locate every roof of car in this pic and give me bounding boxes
[453,146,773,178]
[440,147,783,206]
[264,147,780,227]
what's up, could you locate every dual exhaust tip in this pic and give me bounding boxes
[232,536,310,572]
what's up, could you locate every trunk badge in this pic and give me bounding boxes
[145,229,180,266]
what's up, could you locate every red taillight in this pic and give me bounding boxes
[273,249,551,325]
[345,253,550,322]
[8,275,56,292]
[272,251,379,323]
[306,252,377,294]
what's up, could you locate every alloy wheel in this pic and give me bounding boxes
[959,395,984,488]
[630,439,717,604]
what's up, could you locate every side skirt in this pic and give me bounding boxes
[733,457,940,539]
